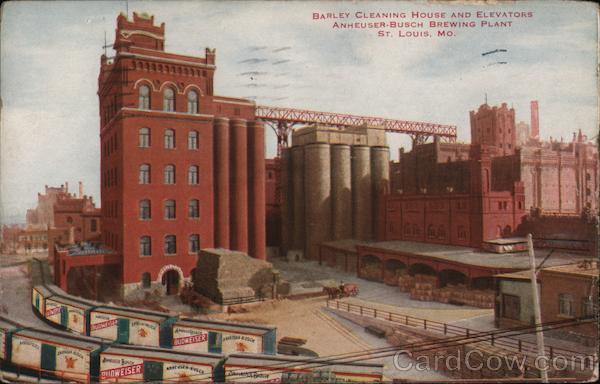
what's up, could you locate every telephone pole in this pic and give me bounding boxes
[527,233,549,382]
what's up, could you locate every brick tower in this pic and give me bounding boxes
[98,12,266,298]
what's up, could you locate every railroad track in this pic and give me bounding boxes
[313,308,373,354]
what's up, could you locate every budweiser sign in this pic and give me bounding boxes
[100,363,143,379]
[45,306,61,317]
[173,333,208,346]
[91,319,118,331]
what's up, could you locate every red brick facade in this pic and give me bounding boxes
[98,13,265,293]
[385,102,598,248]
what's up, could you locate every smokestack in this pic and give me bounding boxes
[79,181,83,198]
[68,226,75,245]
[530,100,539,139]
[65,181,69,192]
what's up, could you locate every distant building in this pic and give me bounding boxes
[280,124,389,259]
[94,12,265,298]
[385,101,598,249]
[1,182,100,256]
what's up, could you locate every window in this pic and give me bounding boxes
[582,298,595,317]
[187,90,198,113]
[139,85,150,109]
[188,199,199,218]
[189,234,200,253]
[164,129,175,149]
[141,272,151,288]
[188,130,199,150]
[502,294,520,320]
[140,236,151,256]
[427,225,436,239]
[163,87,175,111]
[164,200,176,219]
[139,164,151,184]
[139,128,151,148]
[67,216,73,224]
[437,225,446,239]
[139,200,151,220]
[164,164,176,184]
[188,165,199,185]
[559,294,574,317]
[457,225,467,240]
[165,235,176,255]
[90,219,98,232]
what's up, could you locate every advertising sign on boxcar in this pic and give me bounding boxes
[54,345,91,382]
[225,365,282,383]
[221,332,260,353]
[11,335,42,368]
[163,362,211,382]
[99,354,144,382]
[44,299,62,326]
[129,319,159,347]
[65,305,86,334]
[90,312,118,340]
[171,325,209,352]
[32,288,45,314]
[333,372,382,382]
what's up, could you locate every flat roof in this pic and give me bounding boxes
[0,316,22,331]
[103,345,223,364]
[33,285,55,298]
[495,270,533,280]
[357,240,592,270]
[176,318,275,335]
[15,329,103,351]
[540,261,598,277]
[484,237,527,245]
[93,306,171,321]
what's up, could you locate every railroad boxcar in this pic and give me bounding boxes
[44,294,99,335]
[32,285,55,319]
[224,353,384,383]
[10,328,105,383]
[0,316,23,369]
[172,318,276,355]
[89,306,176,347]
[99,344,225,382]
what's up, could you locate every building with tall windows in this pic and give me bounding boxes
[94,12,265,298]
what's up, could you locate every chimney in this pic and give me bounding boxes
[530,100,539,139]
[68,226,75,245]
[79,181,83,198]
[65,181,69,193]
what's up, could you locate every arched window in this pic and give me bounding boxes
[164,200,176,219]
[427,225,436,238]
[188,165,199,185]
[67,216,73,224]
[165,235,176,255]
[188,199,199,218]
[403,223,411,236]
[139,128,151,147]
[163,87,175,111]
[164,129,175,149]
[141,272,151,288]
[139,199,151,220]
[188,130,199,150]
[164,164,175,184]
[187,90,198,114]
[139,164,151,184]
[457,225,467,240]
[139,85,150,109]
[437,225,446,239]
[140,236,151,256]
[189,234,200,253]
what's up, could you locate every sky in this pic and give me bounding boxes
[1,0,598,224]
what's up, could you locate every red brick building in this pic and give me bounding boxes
[97,13,265,297]
[265,158,281,248]
[385,102,598,248]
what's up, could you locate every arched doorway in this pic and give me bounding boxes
[162,270,180,295]
[383,259,406,285]
[439,269,468,288]
[361,255,383,282]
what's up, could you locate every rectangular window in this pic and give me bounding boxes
[582,298,594,317]
[189,234,200,253]
[559,294,574,317]
[502,294,520,320]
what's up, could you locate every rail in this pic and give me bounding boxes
[326,300,591,365]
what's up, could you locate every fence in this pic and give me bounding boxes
[326,300,591,365]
